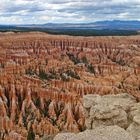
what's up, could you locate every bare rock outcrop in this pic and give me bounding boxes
[127,104,140,139]
[54,93,140,140]
[83,93,136,129]
[54,125,134,140]
[83,93,140,140]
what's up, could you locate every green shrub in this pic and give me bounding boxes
[81,56,88,64]
[26,67,35,75]
[27,127,35,140]
[87,64,95,74]
[67,53,80,64]
[66,70,80,80]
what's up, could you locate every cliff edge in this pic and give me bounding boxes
[54,93,140,140]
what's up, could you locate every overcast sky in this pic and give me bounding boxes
[0,0,140,24]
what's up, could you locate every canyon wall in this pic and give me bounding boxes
[0,32,140,139]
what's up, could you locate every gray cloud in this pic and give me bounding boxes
[0,0,140,24]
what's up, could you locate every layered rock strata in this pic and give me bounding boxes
[0,32,140,139]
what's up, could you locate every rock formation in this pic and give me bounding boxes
[83,93,136,129]
[54,93,140,140]
[82,93,140,140]
[0,32,140,139]
[54,125,134,140]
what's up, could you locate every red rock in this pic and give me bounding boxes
[0,32,140,139]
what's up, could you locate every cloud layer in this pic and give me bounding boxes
[0,0,140,24]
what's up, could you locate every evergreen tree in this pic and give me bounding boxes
[27,127,35,140]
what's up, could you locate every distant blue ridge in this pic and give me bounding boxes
[1,20,140,30]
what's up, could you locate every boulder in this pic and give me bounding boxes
[83,93,137,129]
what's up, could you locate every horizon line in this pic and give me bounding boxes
[0,19,140,26]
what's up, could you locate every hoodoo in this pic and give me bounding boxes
[0,32,140,139]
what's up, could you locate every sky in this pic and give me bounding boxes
[0,0,140,24]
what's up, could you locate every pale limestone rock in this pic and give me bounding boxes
[127,122,140,140]
[54,126,134,140]
[127,115,140,139]
[84,93,137,129]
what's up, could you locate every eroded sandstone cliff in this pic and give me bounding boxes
[0,32,140,139]
[54,93,140,140]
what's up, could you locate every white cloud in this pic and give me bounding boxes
[0,0,140,24]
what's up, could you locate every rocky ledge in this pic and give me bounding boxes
[54,93,140,140]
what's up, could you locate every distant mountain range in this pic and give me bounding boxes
[0,20,140,30]
[13,20,140,30]
[0,20,140,36]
